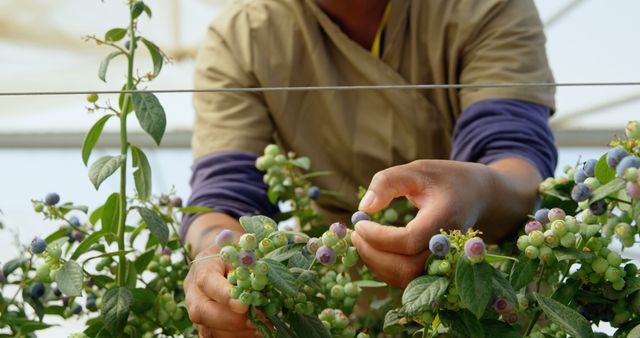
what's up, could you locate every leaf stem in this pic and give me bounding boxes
[525,263,546,336]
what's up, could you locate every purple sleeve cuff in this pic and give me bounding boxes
[451,99,558,178]
[180,151,278,240]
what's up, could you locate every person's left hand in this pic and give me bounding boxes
[351,159,494,288]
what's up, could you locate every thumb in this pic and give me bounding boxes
[359,164,427,213]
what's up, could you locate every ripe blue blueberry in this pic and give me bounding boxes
[428,234,451,257]
[238,251,256,267]
[71,303,82,315]
[582,159,597,178]
[30,283,45,298]
[69,216,81,228]
[589,199,607,216]
[86,295,97,311]
[547,208,566,222]
[573,168,588,184]
[616,156,640,178]
[463,237,486,262]
[607,147,629,169]
[308,186,321,200]
[351,211,370,224]
[316,246,337,266]
[31,237,47,254]
[44,192,60,206]
[524,220,543,234]
[329,222,348,239]
[215,229,235,247]
[71,230,85,242]
[534,208,550,224]
[571,183,591,202]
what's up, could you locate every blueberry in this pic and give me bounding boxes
[463,237,486,262]
[44,192,60,206]
[316,246,336,266]
[71,303,83,314]
[589,199,607,216]
[215,229,235,247]
[31,237,47,254]
[308,186,321,200]
[239,233,257,251]
[524,220,543,234]
[626,120,640,139]
[71,230,85,242]
[428,234,451,257]
[493,298,512,314]
[124,40,131,50]
[161,247,172,256]
[219,246,238,265]
[69,216,81,228]
[616,156,640,178]
[571,183,591,202]
[264,144,280,156]
[534,208,549,224]
[628,182,640,200]
[159,194,170,206]
[321,230,339,247]
[53,287,62,297]
[238,251,256,267]
[86,295,97,311]
[581,159,597,178]
[351,211,370,224]
[607,147,629,169]
[170,196,183,208]
[259,238,274,254]
[573,168,588,184]
[329,222,348,239]
[306,237,321,254]
[30,283,45,298]
[62,296,70,307]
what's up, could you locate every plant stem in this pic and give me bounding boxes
[525,263,546,337]
[116,5,136,288]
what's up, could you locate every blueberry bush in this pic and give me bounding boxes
[1,1,640,338]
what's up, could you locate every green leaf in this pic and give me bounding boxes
[101,193,120,242]
[131,1,145,19]
[589,178,626,204]
[143,4,152,18]
[264,243,305,262]
[383,309,405,334]
[239,215,272,242]
[82,114,115,166]
[536,293,595,338]
[455,257,493,318]
[555,247,595,261]
[178,206,214,214]
[140,38,163,76]
[268,316,297,338]
[55,260,84,296]
[132,92,166,145]
[101,287,133,334]
[543,189,571,201]
[119,83,133,114]
[439,310,484,338]
[104,28,127,42]
[491,269,518,308]
[595,154,616,184]
[291,157,311,170]
[485,253,519,263]
[249,307,273,338]
[263,258,297,297]
[625,276,640,296]
[553,278,580,305]
[98,51,123,82]
[3,318,52,333]
[287,252,311,269]
[89,155,122,189]
[130,145,152,202]
[510,254,539,291]
[58,203,89,214]
[134,249,155,272]
[90,205,103,225]
[402,275,449,315]
[70,230,114,260]
[353,280,388,288]
[480,319,520,338]
[136,207,168,246]
[44,227,70,243]
[131,288,155,314]
[2,257,28,276]
[287,314,331,338]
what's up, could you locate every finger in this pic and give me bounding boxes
[359,163,429,213]
[351,232,428,288]
[186,287,251,330]
[197,325,257,338]
[193,260,234,306]
[354,202,449,255]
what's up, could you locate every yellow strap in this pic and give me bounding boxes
[371,1,392,58]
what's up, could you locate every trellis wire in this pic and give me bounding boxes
[0,81,639,97]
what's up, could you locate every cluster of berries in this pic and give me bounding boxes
[306,222,359,267]
[517,208,581,261]
[573,240,630,290]
[319,271,362,315]
[318,308,369,338]
[255,144,320,202]
[491,297,519,325]
[529,323,567,338]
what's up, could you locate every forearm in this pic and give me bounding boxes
[185,212,244,256]
[477,157,542,242]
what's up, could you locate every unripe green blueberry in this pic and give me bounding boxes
[34,202,44,212]
[345,247,358,263]
[517,235,530,251]
[599,247,611,258]
[321,321,331,330]
[229,286,240,299]
[517,293,529,311]
[550,220,567,237]
[528,230,544,247]
[319,308,335,323]
[586,237,603,252]
[331,285,345,300]
[239,234,257,251]
[333,239,348,255]
[625,263,638,276]
[383,209,398,223]
[251,278,267,291]
[239,291,253,305]
[237,279,251,289]
[588,272,602,284]
[344,283,360,297]
[591,257,609,274]
[357,332,370,338]
[35,264,51,282]
[543,230,559,247]
[334,311,349,329]
[615,223,633,239]
[264,144,280,156]
[607,251,622,267]
[439,260,451,274]
[584,177,601,190]
[264,302,280,317]
[625,120,640,139]
[613,279,626,291]
[343,296,356,309]
[605,266,623,282]
[428,259,443,275]
[539,246,554,263]
[585,224,601,238]
[259,238,274,254]
[236,267,250,280]
[306,237,321,254]
[336,273,351,286]
[613,310,631,326]
[560,232,576,248]
[565,216,580,233]
[220,246,239,265]
[252,273,269,285]
[322,230,339,247]
[159,255,171,267]
[525,246,539,259]
[254,261,269,275]
[272,233,288,248]
[294,303,306,314]
[252,291,267,306]
[86,93,99,103]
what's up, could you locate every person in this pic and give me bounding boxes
[181,0,557,336]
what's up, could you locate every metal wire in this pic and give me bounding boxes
[1,81,640,96]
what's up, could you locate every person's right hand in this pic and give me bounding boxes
[184,244,257,338]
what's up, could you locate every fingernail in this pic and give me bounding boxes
[246,319,255,329]
[359,191,376,210]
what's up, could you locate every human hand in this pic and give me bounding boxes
[351,160,493,288]
[184,244,257,338]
